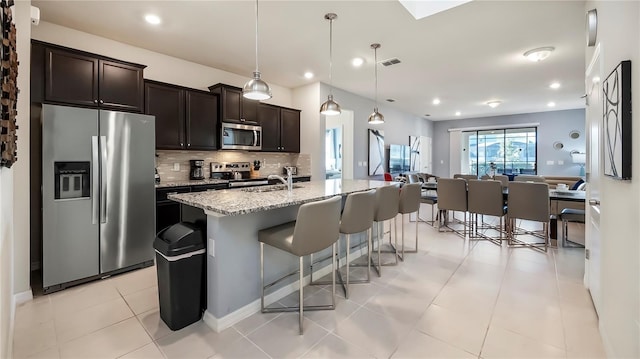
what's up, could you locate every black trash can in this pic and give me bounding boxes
[154,222,206,331]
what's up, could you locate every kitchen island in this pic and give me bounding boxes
[168,179,391,332]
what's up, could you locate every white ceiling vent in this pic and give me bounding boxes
[380,58,401,67]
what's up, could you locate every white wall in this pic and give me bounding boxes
[1,1,32,357]
[32,21,293,108]
[585,2,640,358]
[292,83,322,180]
[325,110,354,179]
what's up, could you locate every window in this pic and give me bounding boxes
[464,127,537,176]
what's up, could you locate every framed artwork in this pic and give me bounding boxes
[368,129,385,176]
[409,136,420,171]
[603,60,632,180]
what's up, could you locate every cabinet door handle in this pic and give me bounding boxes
[93,99,98,104]
[99,99,104,104]
[180,143,184,147]
[167,192,178,195]
[281,146,285,150]
[589,199,600,206]
[187,143,191,147]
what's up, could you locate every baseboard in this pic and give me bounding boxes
[14,290,33,305]
[203,254,345,333]
[599,320,615,358]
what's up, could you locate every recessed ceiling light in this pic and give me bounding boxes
[352,57,364,67]
[432,98,441,105]
[144,14,162,25]
[455,111,461,116]
[486,100,502,108]
[548,101,556,107]
[303,72,314,79]
[523,46,555,62]
[549,82,561,89]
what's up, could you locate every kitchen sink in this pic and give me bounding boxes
[241,184,304,193]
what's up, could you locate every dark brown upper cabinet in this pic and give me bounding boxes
[145,80,218,150]
[43,43,145,112]
[257,104,300,153]
[208,83,259,124]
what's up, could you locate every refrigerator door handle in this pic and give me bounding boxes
[100,136,108,223]
[91,136,100,225]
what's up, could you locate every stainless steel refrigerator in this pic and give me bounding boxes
[42,104,156,293]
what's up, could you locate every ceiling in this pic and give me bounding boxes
[32,0,587,121]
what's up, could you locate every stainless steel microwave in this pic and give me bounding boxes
[221,122,262,150]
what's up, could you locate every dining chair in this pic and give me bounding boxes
[436,178,468,237]
[453,174,478,181]
[507,182,550,252]
[259,196,341,334]
[560,208,585,248]
[514,175,545,183]
[467,179,506,245]
[481,174,509,187]
[384,172,393,181]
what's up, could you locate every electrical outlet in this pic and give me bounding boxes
[440,160,444,164]
[363,161,367,166]
[546,160,554,165]
[558,160,564,165]
[208,238,215,257]
[173,163,180,171]
[358,161,363,167]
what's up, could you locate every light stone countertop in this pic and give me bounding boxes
[168,179,394,216]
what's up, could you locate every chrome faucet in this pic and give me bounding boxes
[268,167,293,192]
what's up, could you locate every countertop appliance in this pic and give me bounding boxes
[210,161,269,187]
[190,159,205,180]
[42,104,156,293]
[221,122,262,151]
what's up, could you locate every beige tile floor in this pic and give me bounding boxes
[13,217,605,359]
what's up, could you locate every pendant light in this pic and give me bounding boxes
[368,43,384,124]
[320,13,341,116]
[243,0,272,100]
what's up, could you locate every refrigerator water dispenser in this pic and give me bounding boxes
[54,162,90,200]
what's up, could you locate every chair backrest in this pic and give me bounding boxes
[340,189,376,234]
[437,178,467,212]
[384,172,393,181]
[480,174,509,187]
[507,182,550,222]
[374,185,400,222]
[468,180,504,217]
[399,183,422,214]
[453,174,478,181]
[407,174,420,183]
[292,196,342,256]
[514,175,545,183]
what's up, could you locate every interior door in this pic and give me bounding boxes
[420,136,433,174]
[585,45,602,315]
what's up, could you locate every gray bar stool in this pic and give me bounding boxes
[259,196,342,334]
[373,185,401,275]
[338,189,376,298]
[467,179,506,245]
[397,183,422,260]
[560,208,585,248]
[507,182,550,252]
[437,178,468,237]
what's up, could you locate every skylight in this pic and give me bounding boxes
[398,0,473,20]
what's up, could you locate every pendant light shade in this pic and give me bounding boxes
[320,13,341,116]
[243,0,272,100]
[368,43,384,124]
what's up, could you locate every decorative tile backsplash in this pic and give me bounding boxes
[156,150,311,182]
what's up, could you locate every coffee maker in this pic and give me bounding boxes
[189,160,205,180]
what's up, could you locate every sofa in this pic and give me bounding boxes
[541,176,583,190]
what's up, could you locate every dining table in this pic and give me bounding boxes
[420,182,586,245]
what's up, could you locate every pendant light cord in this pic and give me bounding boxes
[329,17,334,96]
[374,47,378,108]
[254,0,259,72]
